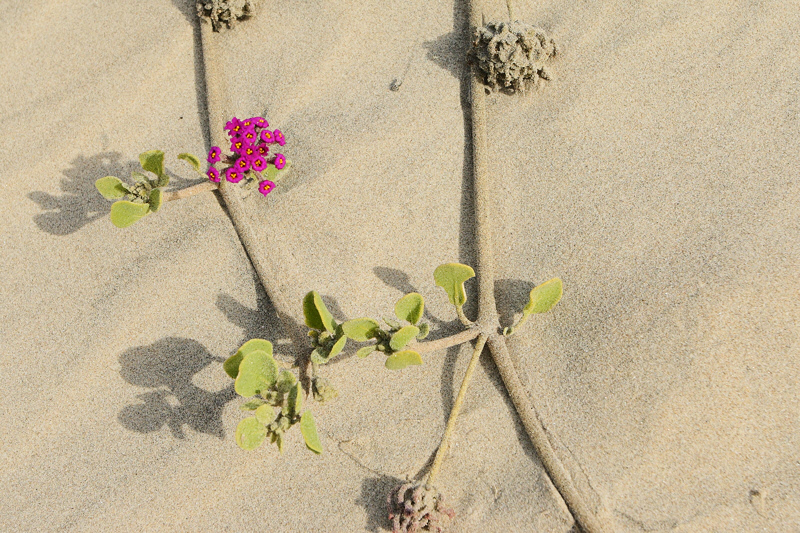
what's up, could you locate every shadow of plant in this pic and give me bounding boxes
[28,152,139,235]
[118,336,233,439]
[357,474,405,533]
[29,151,207,236]
[422,30,470,81]
[495,278,537,329]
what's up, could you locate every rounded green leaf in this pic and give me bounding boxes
[224,339,273,379]
[310,347,328,365]
[265,160,292,182]
[433,263,475,307]
[356,345,376,358]
[300,411,322,454]
[110,200,150,228]
[342,318,381,341]
[390,325,420,351]
[523,278,563,316]
[303,291,336,332]
[240,399,267,411]
[139,150,165,177]
[235,417,267,450]
[148,188,162,212]
[287,382,302,417]
[395,293,424,325]
[234,349,279,397]
[275,369,297,393]
[177,152,201,172]
[329,335,347,358]
[417,322,430,340]
[255,404,275,424]
[95,176,129,199]
[385,350,423,370]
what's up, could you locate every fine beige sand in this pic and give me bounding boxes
[2,0,798,531]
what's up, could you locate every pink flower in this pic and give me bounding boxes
[274,153,286,170]
[207,166,220,182]
[230,139,247,154]
[257,144,269,156]
[241,128,258,144]
[225,117,241,133]
[259,180,275,196]
[273,129,286,146]
[251,117,268,128]
[251,156,267,172]
[207,146,221,164]
[225,167,244,183]
[260,129,275,143]
[241,145,258,159]
[235,156,251,172]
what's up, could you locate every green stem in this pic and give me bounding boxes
[426,333,487,487]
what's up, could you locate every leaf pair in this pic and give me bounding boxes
[304,291,348,365]
[340,292,427,370]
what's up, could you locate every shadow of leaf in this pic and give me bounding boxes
[29,151,207,236]
[118,336,234,439]
[28,152,140,235]
[495,278,536,329]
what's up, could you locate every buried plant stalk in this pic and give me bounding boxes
[464,0,610,532]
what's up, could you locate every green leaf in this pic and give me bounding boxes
[110,200,150,228]
[523,278,563,316]
[342,318,381,341]
[417,322,430,339]
[177,152,201,172]
[390,325,420,351]
[329,335,347,359]
[148,188,162,212]
[234,349,279,397]
[300,411,322,454]
[434,263,475,307]
[240,399,267,411]
[310,347,328,365]
[95,176,129,199]
[275,369,297,393]
[255,404,275,425]
[224,339,273,379]
[395,293,424,325]
[356,345,376,358]
[275,432,284,453]
[265,160,292,182]
[287,382,302,417]
[383,316,402,330]
[385,350,423,370]
[132,171,149,184]
[139,150,165,177]
[235,417,267,450]
[303,291,336,332]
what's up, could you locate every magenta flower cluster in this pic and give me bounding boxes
[206,116,287,196]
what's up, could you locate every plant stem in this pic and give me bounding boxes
[198,22,309,369]
[163,181,218,202]
[506,0,515,21]
[426,333,487,487]
[466,1,610,531]
[413,328,480,355]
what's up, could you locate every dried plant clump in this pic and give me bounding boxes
[388,481,455,533]
[197,0,254,31]
[471,21,557,93]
